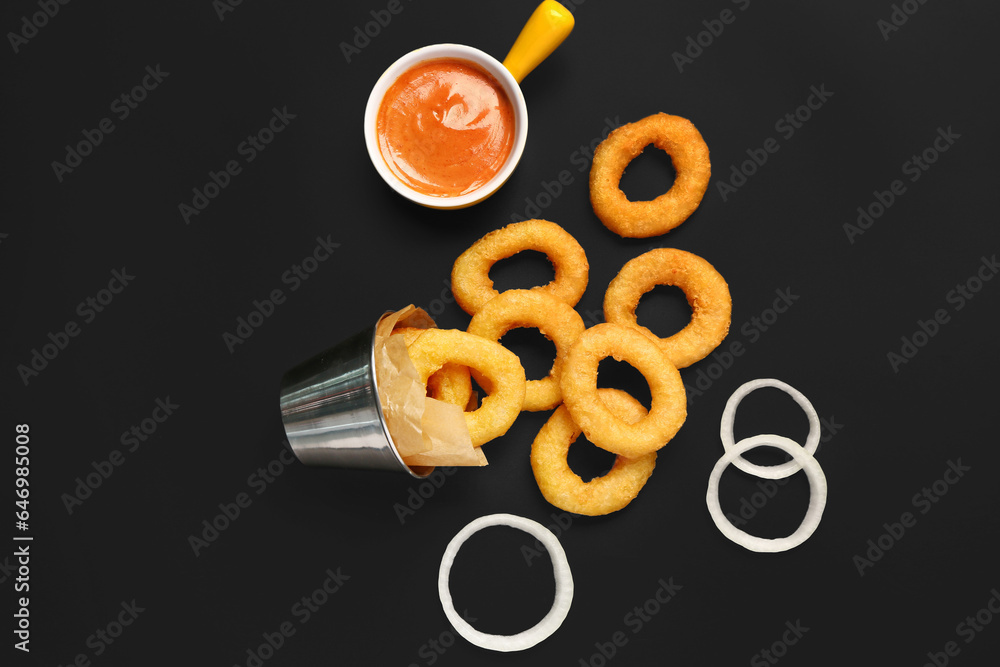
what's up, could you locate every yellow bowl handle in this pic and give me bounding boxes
[502,1,575,84]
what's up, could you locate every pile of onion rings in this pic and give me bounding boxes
[705,379,828,553]
[590,113,711,238]
[441,220,724,515]
[416,123,730,510]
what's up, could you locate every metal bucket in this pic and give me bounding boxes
[278,319,431,478]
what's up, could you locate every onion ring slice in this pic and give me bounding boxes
[706,434,828,553]
[438,513,574,652]
[720,378,820,480]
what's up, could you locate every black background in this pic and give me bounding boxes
[4,1,1000,665]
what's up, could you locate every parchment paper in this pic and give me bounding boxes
[374,306,487,468]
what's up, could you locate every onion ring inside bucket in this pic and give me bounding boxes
[706,434,827,553]
[720,378,821,480]
[438,513,574,652]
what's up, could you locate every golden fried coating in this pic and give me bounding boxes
[451,219,589,315]
[392,327,474,409]
[531,388,657,516]
[590,113,710,238]
[467,290,585,412]
[406,329,526,446]
[603,248,731,369]
[559,323,686,458]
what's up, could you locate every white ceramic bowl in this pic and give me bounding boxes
[364,44,528,210]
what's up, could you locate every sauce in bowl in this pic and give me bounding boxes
[376,58,516,198]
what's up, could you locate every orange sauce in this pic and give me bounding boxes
[376,58,515,198]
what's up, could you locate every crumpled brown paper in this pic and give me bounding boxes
[374,306,487,469]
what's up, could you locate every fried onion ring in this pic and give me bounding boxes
[406,329,526,446]
[392,327,474,409]
[451,219,589,315]
[589,113,710,238]
[559,323,686,457]
[467,290,585,412]
[604,248,731,369]
[531,388,657,516]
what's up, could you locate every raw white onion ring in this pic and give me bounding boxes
[720,378,821,480]
[437,513,573,652]
[706,434,827,553]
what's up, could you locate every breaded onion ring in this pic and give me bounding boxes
[467,290,585,412]
[604,248,731,369]
[406,329,526,446]
[531,388,657,516]
[392,327,473,409]
[451,219,589,315]
[559,323,686,457]
[589,113,710,238]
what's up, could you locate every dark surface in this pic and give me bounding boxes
[4,1,1000,665]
